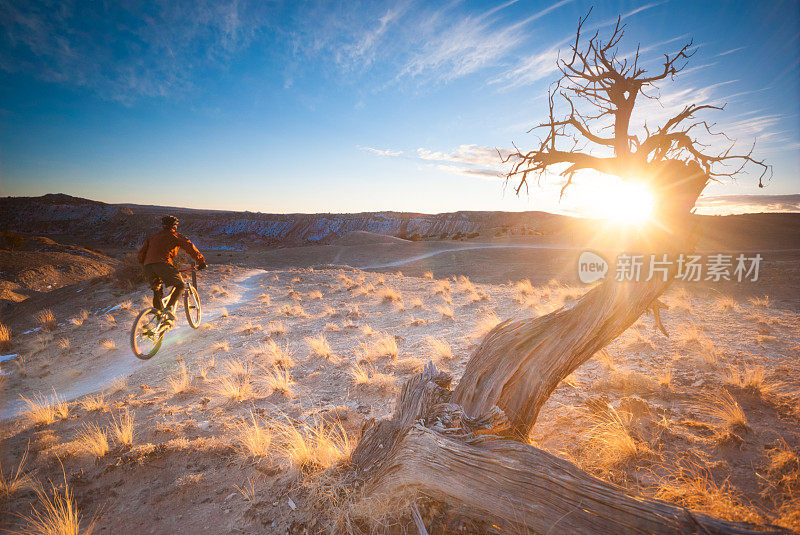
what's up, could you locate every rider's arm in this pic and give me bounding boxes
[137,238,150,264]
[177,234,205,265]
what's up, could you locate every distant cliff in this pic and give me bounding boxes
[0,194,565,249]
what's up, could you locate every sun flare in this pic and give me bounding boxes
[570,178,655,224]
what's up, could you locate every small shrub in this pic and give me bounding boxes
[75,423,109,458]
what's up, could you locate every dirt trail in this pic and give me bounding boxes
[0,268,268,421]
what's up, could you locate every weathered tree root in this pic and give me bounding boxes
[343,364,791,535]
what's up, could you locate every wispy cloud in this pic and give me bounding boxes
[358,146,402,157]
[717,46,746,57]
[0,0,272,103]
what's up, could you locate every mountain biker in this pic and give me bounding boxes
[137,215,206,329]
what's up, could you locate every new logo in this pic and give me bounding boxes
[578,251,608,284]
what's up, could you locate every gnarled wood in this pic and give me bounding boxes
[348,365,789,534]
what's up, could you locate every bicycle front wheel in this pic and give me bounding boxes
[184,285,202,329]
[130,307,165,359]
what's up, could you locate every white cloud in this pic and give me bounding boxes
[358,146,402,157]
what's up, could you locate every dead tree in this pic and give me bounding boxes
[336,13,780,534]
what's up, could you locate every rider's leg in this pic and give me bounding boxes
[165,278,186,312]
[152,285,164,309]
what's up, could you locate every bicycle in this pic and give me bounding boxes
[130,264,202,360]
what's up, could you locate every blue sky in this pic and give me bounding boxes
[0,0,798,216]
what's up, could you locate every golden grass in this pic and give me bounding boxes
[234,412,272,458]
[423,271,434,279]
[166,362,192,395]
[110,409,135,446]
[433,280,451,295]
[307,290,323,300]
[21,389,69,425]
[408,297,424,309]
[75,423,109,458]
[267,320,287,336]
[581,404,650,470]
[748,295,770,308]
[306,333,333,359]
[434,304,454,319]
[102,314,116,327]
[715,295,739,311]
[471,313,500,339]
[456,275,475,293]
[17,477,96,535]
[234,476,258,504]
[391,356,425,374]
[378,287,402,304]
[209,284,230,297]
[350,361,397,391]
[99,339,116,351]
[361,332,399,360]
[592,368,657,395]
[107,376,127,395]
[215,360,254,402]
[0,322,11,351]
[0,444,37,498]
[281,304,307,317]
[699,390,748,433]
[237,322,263,335]
[119,299,133,310]
[254,339,296,369]
[269,415,352,472]
[35,309,57,331]
[211,340,230,353]
[258,292,271,304]
[80,394,106,412]
[657,368,673,389]
[514,279,535,300]
[594,349,615,370]
[69,310,89,326]
[652,461,761,523]
[56,337,70,352]
[261,365,294,397]
[725,362,767,394]
[426,337,452,360]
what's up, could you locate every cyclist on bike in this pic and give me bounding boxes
[137,215,206,329]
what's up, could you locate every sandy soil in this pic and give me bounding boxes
[0,249,799,533]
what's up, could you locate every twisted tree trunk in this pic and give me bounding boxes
[338,163,792,533]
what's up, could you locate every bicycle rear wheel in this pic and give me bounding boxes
[184,285,202,328]
[130,307,165,359]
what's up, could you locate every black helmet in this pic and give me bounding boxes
[162,215,179,228]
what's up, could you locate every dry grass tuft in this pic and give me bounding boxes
[215,360,254,402]
[258,292,271,305]
[17,477,96,535]
[269,415,352,471]
[699,390,748,434]
[514,279,535,300]
[266,320,287,336]
[0,323,11,351]
[652,461,761,523]
[234,412,272,458]
[471,313,500,339]
[715,295,739,311]
[75,423,110,458]
[434,304,454,320]
[110,410,135,446]
[238,322,263,335]
[423,271,434,279]
[57,337,70,352]
[0,444,37,498]
[107,376,127,395]
[209,284,230,297]
[306,333,333,359]
[35,309,57,331]
[350,361,397,392]
[69,310,89,326]
[307,289,323,300]
[748,295,770,308]
[255,339,296,369]
[102,314,116,327]
[21,389,69,425]
[166,363,192,395]
[426,337,452,360]
[281,304,307,317]
[378,287,402,304]
[211,340,230,353]
[433,280,451,295]
[725,362,767,394]
[261,365,294,397]
[100,339,116,351]
[361,332,399,360]
[580,404,650,470]
[81,394,106,412]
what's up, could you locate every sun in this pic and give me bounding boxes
[598,181,655,223]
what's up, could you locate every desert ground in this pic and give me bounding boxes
[1,230,799,534]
